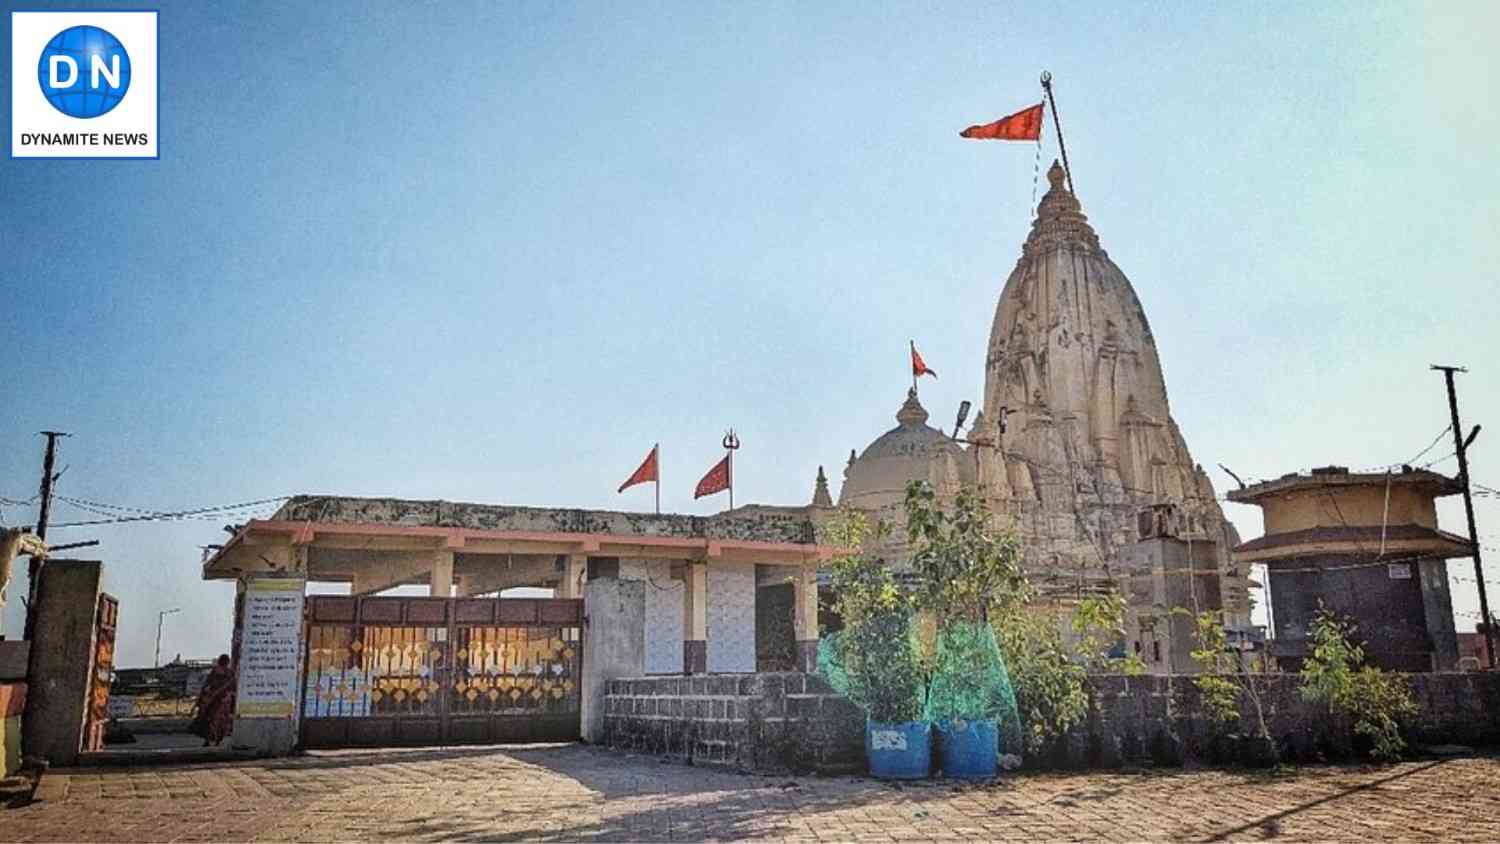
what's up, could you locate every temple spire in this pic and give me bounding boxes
[811,466,833,508]
[896,387,930,427]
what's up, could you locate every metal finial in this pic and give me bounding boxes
[1040,70,1052,86]
[722,429,740,451]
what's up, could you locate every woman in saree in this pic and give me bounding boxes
[189,654,235,746]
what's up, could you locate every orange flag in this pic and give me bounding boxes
[617,444,659,493]
[694,455,731,499]
[960,102,1044,141]
[911,341,937,379]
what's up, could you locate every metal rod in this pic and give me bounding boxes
[722,430,740,511]
[1040,71,1076,195]
[47,540,99,553]
[1433,364,1496,668]
[910,341,917,393]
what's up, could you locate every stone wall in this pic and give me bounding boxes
[603,671,1497,775]
[1046,672,1500,768]
[604,673,863,774]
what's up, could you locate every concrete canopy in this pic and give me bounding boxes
[201,495,839,592]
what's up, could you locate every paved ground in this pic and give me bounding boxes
[3,744,1498,841]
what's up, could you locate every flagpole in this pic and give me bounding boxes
[722,429,740,511]
[909,341,917,393]
[654,443,660,515]
[1039,71,1076,196]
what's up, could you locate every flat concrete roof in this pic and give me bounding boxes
[202,495,837,582]
[1226,466,1460,505]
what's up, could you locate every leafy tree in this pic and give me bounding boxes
[904,482,1026,624]
[1180,608,1275,761]
[1072,591,1145,676]
[1184,610,1242,724]
[822,508,924,723]
[1299,608,1417,762]
[904,481,1030,749]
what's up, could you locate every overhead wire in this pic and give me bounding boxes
[1404,424,1453,466]
[47,495,291,528]
[55,494,282,524]
[1420,450,1457,469]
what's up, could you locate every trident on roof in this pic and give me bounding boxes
[722,429,740,510]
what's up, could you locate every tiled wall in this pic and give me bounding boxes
[614,557,756,675]
[642,561,684,675]
[707,561,755,672]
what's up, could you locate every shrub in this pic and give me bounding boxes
[823,508,924,723]
[1299,608,1417,762]
[993,608,1087,755]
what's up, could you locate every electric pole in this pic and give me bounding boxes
[155,607,181,668]
[22,431,68,642]
[1431,366,1495,668]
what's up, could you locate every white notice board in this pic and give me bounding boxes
[236,577,305,718]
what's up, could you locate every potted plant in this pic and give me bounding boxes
[906,482,1026,779]
[824,509,929,779]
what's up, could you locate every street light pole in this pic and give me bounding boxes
[155,607,181,668]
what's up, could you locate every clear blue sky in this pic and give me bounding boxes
[3,0,1498,666]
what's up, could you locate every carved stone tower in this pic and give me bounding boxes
[981,161,1249,623]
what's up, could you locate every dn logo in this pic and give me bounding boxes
[37,25,131,119]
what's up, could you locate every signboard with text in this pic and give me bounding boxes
[235,577,305,718]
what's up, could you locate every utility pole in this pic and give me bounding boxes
[1431,366,1495,668]
[155,607,181,668]
[22,431,68,642]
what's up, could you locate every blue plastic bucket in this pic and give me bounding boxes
[938,718,998,779]
[865,720,931,779]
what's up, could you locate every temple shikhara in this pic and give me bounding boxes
[835,160,1254,658]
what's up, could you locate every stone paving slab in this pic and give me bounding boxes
[2,744,1498,842]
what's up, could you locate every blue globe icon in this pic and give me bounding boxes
[37,25,132,119]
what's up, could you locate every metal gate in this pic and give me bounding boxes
[300,596,582,748]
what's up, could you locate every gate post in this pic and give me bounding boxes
[793,563,819,672]
[580,578,643,743]
[230,576,306,756]
[21,559,103,767]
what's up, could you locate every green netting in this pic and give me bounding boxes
[816,631,850,697]
[924,621,1024,756]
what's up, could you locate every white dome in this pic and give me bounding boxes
[839,388,970,512]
